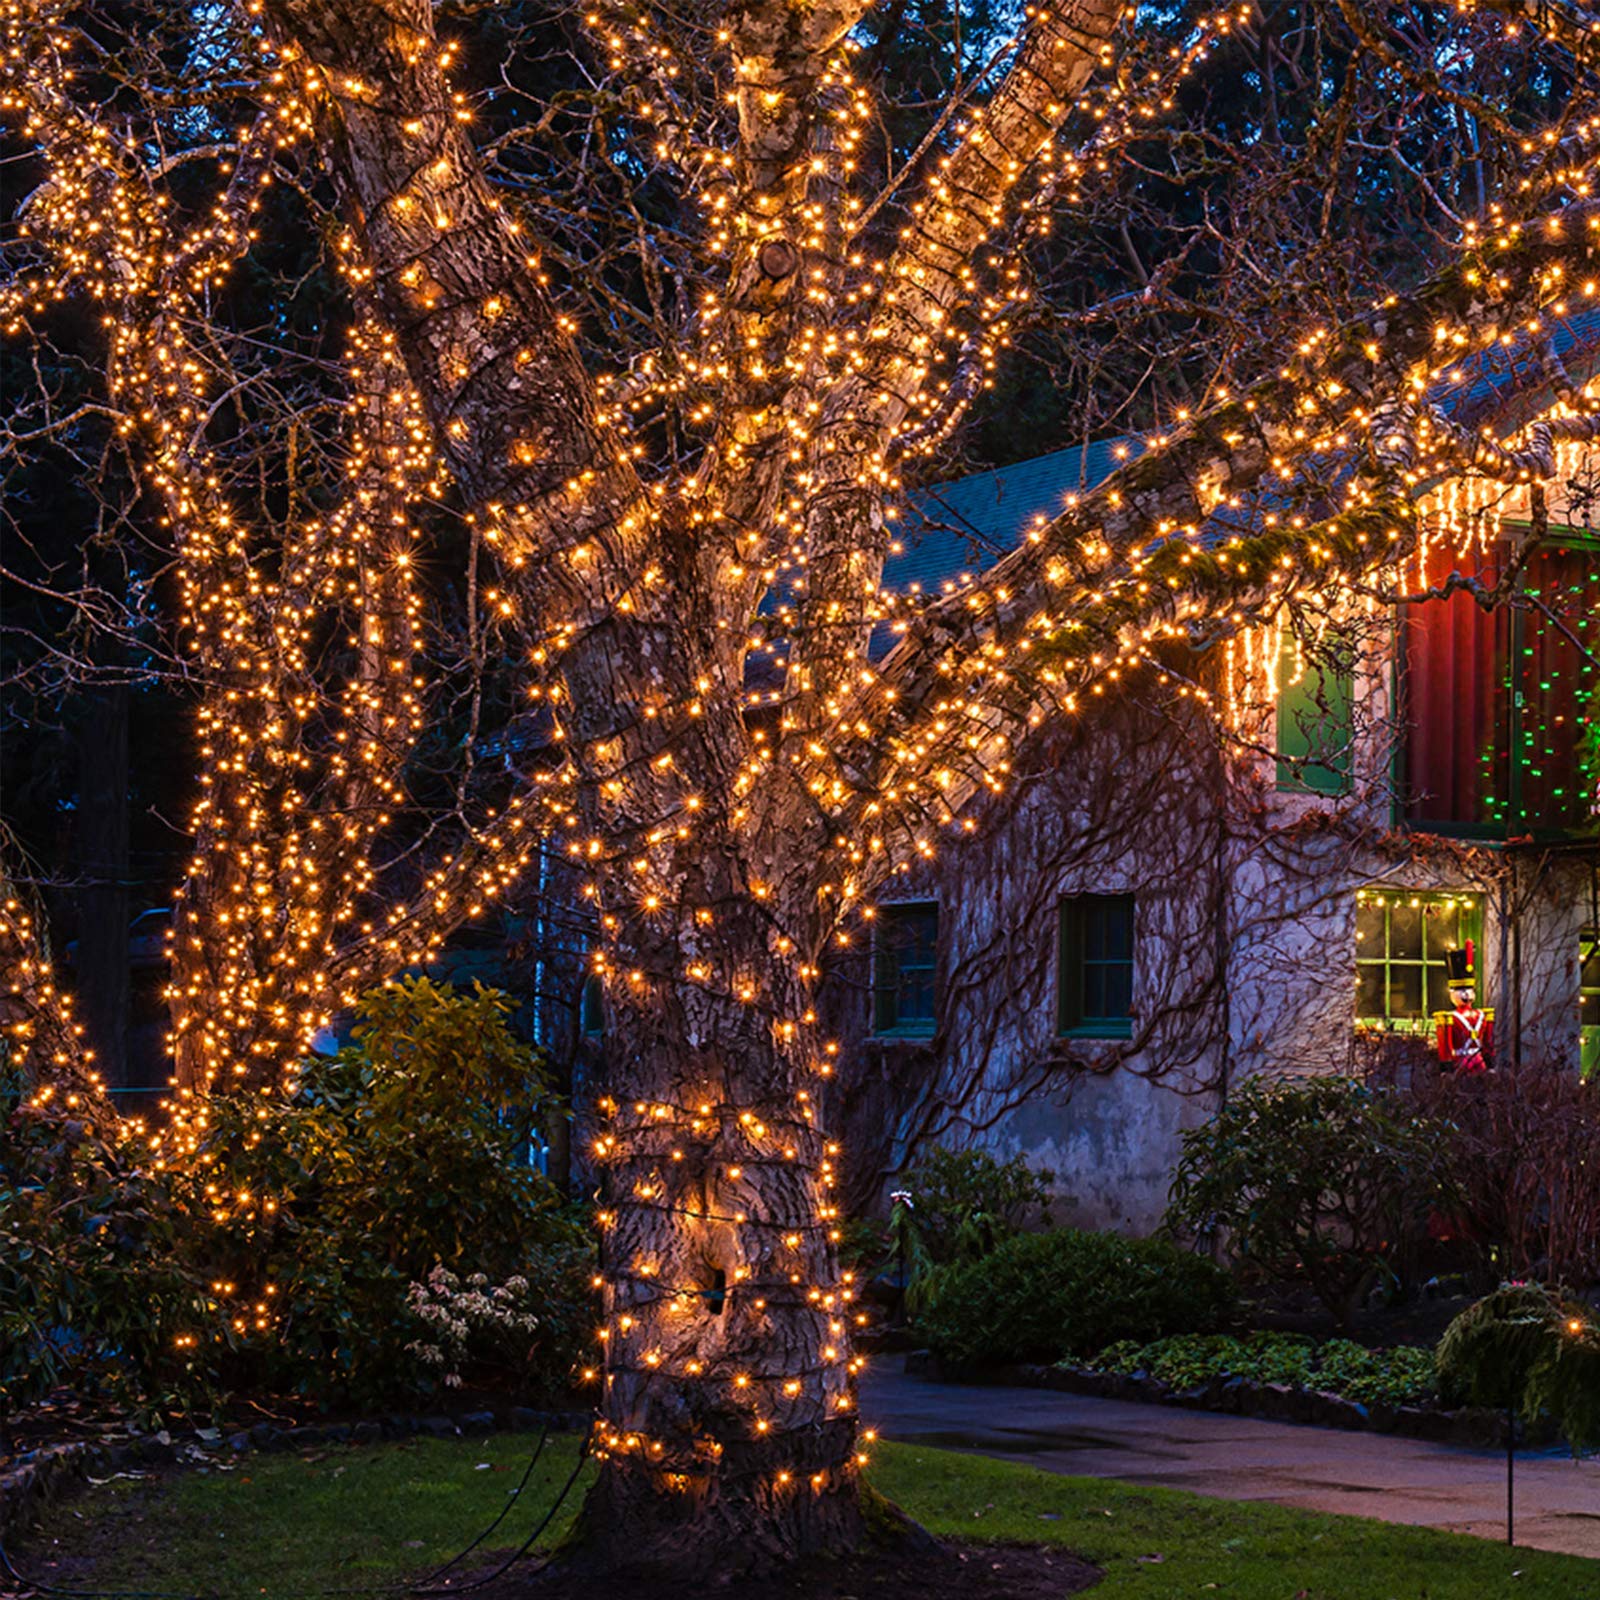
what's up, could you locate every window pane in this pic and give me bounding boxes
[1100,897,1133,961]
[1082,964,1107,1021]
[877,905,938,1032]
[1060,894,1135,1032]
[1082,908,1105,962]
[1354,905,1385,958]
[1389,902,1422,962]
[1389,964,1423,1019]
[1580,933,1600,990]
[1357,965,1386,1019]
[1101,961,1133,1020]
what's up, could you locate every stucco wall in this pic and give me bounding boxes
[833,678,1597,1233]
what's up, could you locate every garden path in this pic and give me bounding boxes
[862,1366,1600,1561]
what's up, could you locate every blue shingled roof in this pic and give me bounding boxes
[883,307,1600,599]
[884,436,1142,595]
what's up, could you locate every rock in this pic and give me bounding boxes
[508,1407,540,1433]
[1312,1393,1369,1431]
[352,1422,381,1445]
[1174,1384,1211,1409]
[420,1416,458,1438]
[460,1412,495,1435]
[226,1433,250,1454]
[1216,1376,1249,1414]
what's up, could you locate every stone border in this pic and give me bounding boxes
[0,1404,586,1551]
[903,1353,1555,1450]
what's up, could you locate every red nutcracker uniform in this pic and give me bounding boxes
[1433,940,1493,1073]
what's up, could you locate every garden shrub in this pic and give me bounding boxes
[899,1146,1053,1266]
[1,1068,204,1412]
[171,977,592,1407]
[1406,1063,1600,1287]
[849,1146,1053,1319]
[1,978,593,1415]
[914,1227,1234,1366]
[1165,1074,1460,1328]
[1082,1330,1436,1407]
[1437,1283,1600,1451]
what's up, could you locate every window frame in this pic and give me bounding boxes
[580,972,605,1038]
[872,901,941,1038]
[1058,892,1137,1040]
[1354,889,1484,1035]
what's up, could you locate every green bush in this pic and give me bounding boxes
[900,1146,1053,1267]
[1082,1330,1436,1408]
[1,978,594,1415]
[914,1227,1234,1367]
[1,1070,204,1412]
[1165,1074,1460,1329]
[170,977,592,1407]
[1437,1283,1600,1452]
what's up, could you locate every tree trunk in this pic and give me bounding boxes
[574,891,864,1577]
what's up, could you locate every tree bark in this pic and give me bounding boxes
[576,859,863,1576]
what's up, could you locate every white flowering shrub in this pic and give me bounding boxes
[405,1265,541,1389]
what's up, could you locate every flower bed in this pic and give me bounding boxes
[903,1324,1551,1449]
[1085,1332,1438,1409]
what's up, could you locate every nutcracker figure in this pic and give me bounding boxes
[1433,940,1493,1073]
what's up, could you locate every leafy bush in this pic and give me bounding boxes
[899,1146,1053,1266]
[1,1069,203,1412]
[1437,1283,1600,1452]
[1165,1075,1459,1328]
[914,1227,1234,1366]
[169,978,592,1406]
[1,979,593,1415]
[851,1146,1052,1320]
[1083,1330,1436,1407]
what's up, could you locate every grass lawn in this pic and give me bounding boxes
[14,1431,1596,1599]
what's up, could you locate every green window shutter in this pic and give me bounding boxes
[1581,928,1600,1081]
[1277,630,1354,795]
[580,973,604,1037]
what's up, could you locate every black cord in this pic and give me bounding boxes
[407,1434,591,1597]
[407,1425,550,1588]
[0,1424,585,1600]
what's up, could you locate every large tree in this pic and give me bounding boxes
[4,0,1600,1577]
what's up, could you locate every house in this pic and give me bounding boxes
[831,426,1599,1230]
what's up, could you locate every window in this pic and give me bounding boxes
[1276,629,1354,795]
[1581,929,1599,1082]
[1059,894,1136,1038]
[1402,537,1598,838]
[873,903,939,1036]
[580,973,605,1038]
[1354,890,1482,1033]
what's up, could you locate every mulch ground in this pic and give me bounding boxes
[442,1542,1102,1598]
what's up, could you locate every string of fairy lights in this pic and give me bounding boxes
[2,0,1599,1513]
